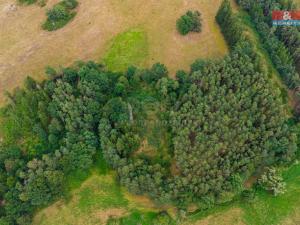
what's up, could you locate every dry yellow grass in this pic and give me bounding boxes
[0,0,231,105]
[188,208,245,225]
[280,208,300,225]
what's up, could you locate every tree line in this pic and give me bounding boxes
[236,0,300,114]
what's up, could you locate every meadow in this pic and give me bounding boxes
[0,0,230,105]
[33,158,300,225]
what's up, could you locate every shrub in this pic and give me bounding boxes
[176,10,202,35]
[258,167,287,196]
[60,0,78,10]
[42,0,78,31]
[241,189,256,202]
[18,0,37,4]
[47,5,69,21]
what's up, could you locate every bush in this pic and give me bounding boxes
[241,189,256,202]
[258,167,286,196]
[42,0,78,31]
[18,0,37,4]
[176,10,202,35]
[60,0,78,10]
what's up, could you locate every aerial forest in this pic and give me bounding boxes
[0,0,300,224]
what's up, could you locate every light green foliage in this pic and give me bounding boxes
[77,177,128,212]
[258,167,286,196]
[103,29,148,72]
[241,163,300,225]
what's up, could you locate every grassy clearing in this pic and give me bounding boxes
[102,28,148,72]
[33,173,128,225]
[33,170,176,225]
[185,162,300,225]
[188,208,245,225]
[33,150,173,225]
[241,163,300,225]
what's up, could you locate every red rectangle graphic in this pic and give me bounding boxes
[272,11,300,20]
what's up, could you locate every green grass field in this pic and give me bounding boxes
[33,151,175,225]
[185,163,300,225]
[241,163,300,225]
[102,28,148,72]
[33,171,177,225]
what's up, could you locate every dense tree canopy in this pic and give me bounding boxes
[0,1,298,224]
[236,0,300,97]
[170,43,296,201]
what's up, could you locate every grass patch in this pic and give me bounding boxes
[77,175,128,212]
[107,210,157,225]
[64,151,110,199]
[33,173,128,225]
[240,163,300,225]
[187,163,300,225]
[103,28,148,72]
[107,210,176,225]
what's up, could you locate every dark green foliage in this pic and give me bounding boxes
[18,0,47,6]
[190,59,207,73]
[275,26,300,73]
[141,63,169,84]
[237,0,300,73]
[216,0,244,47]
[235,0,300,90]
[176,10,202,35]
[42,0,78,31]
[241,189,256,202]
[0,61,134,224]
[170,42,296,202]
[0,1,298,222]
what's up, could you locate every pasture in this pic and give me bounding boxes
[0,0,230,104]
